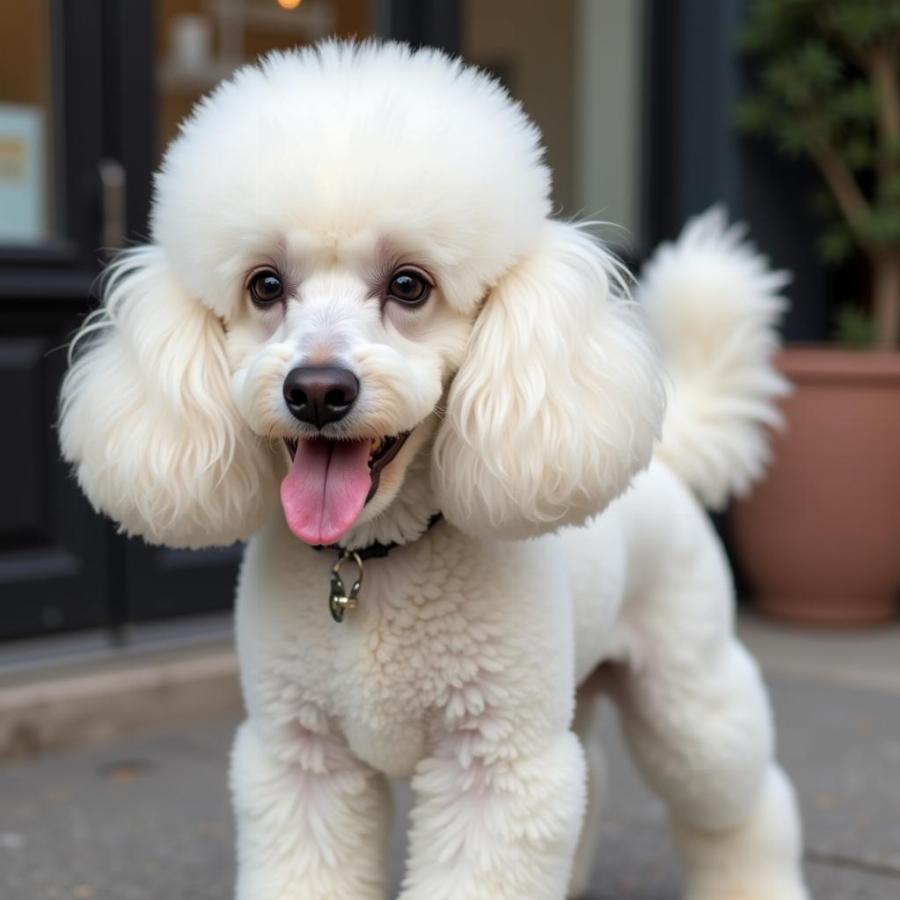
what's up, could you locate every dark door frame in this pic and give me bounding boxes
[641,0,829,341]
[379,0,461,53]
[0,0,107,301]
[0,0,112,642]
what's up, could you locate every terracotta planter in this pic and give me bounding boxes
[731,347,900,624]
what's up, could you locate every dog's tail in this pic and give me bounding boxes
[638,207,789,510]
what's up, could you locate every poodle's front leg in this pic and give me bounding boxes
[398,729,587,900]
[230,719,390,900]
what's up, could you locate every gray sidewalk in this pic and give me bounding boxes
[2,618,899,899]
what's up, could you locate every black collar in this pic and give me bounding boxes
[312,513,443,561]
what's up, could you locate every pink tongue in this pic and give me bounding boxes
[280,438,373,545]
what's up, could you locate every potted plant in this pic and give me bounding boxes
[731,0,900,623]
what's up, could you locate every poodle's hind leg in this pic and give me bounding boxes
[613,597,808,900]
[568,692,607,899]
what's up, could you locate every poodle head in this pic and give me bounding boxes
[59,41,664,548]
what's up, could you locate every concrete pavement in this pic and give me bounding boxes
[1,618,899,899]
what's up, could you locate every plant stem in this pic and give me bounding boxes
[810,142,871,234]
[873,250,900,348]
[867,40,900,348]
[868,41,900,184]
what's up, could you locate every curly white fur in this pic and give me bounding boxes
[58,41,808,900]
[433,220,664,538]
[60,246,279,547]
[639,207,790,509]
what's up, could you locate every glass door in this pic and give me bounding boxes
[0,0,111,641]
[0,2,59,247]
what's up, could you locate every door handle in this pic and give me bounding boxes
[98,158,127,256]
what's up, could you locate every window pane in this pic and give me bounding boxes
[463,0,644,252]
[0,0,57,245]
[156,0,373,160]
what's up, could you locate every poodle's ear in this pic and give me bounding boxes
[432,221,665,539]
[59,246,278,548]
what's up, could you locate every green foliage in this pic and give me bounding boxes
[863,209,900,250]
[740,0,900,346]
[742,0,900,55]
[823,3,900,47]
[740,8,884,173]
[883,171,900,202]
[819,225,854,264]
[809,188,838,218]
[834,304,878,347]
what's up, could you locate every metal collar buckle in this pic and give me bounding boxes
[321,513,443,623]
[329,551,363,623]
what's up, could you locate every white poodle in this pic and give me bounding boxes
[59,42,808,900]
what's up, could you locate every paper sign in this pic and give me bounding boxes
[0,103,48,243]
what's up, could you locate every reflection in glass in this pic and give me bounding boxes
[0,1,55,244]
[156,0,372,158]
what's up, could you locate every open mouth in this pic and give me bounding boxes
[280,432,410,546]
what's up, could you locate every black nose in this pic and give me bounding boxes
[283,366,360,428]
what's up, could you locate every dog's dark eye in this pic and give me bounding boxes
[387,269,432,306]
[248,269,284,306]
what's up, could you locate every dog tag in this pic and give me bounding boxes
[329,551,363,623]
